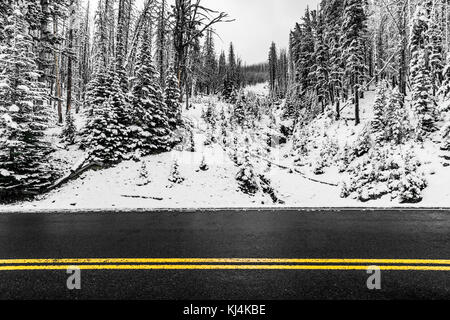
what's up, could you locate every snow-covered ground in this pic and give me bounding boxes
[1,83,450,211]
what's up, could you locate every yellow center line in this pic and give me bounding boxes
[1,258,450,265]
[1,264,450,271]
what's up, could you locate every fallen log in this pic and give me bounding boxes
[251,154,339,187]
[46,158,104,192]
[192,123,338,187]
[121,195,163,201]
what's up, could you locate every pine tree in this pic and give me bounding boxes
[168,159,184,184]
[314,11,329,110]
[386,88,408,145]
[323,0,344,110]
[203,29,217,94]
[84,96,128,164]
[268,42,278,98]
[132,33,171,155]
[235,150,259,195]
[164,66,182,131]
[227,42,237,86]
[371,81,389,143]
[341,0,367,125]
[217,51,227,92]
[439,53,450,102]
[0,7,56,200]
[233,97,246,127]
[137,160,151,186]
[428,11,444,93]
[410,4,438,137]
[61,110,77,145]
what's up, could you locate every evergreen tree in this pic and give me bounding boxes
[268,42,278,97]
[203,29,217,94]
[411,50,437,137]
[132,33,170,155]
[233,96,246,127]
[236,150,259,195]
[168,159,184,184]
[164,66,182,131]
[227,43,237,87]
[341,0,367,125]
[314,10,329,110]
[439,53,450,102]
[371,81,389,143]
[0,7,55,200]
[61,110,77,145]
[428,7,444,93]
[410,5,437,137]
[217,51,227,92]
[386,88,408,145]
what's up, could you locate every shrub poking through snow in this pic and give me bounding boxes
[311,156,326,175]
[137,161,151,186]
[61,110,76,145]
[202,103,218,129]
[353,126,372,157]
[337,144,355,173]
[236,151,259,195]
[199,156,209,171]
[397,150,428,203]
[340,147,427,203]
[258,174,283,204]
[186,128,195,152]
[168,160,184,184]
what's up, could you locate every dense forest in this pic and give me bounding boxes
[0,0,262,201]
[1,0,450,208]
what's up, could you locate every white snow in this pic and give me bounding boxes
[2,85,450,211]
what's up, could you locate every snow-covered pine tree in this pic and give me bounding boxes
[168,159,184,184]
[439,53,450,103]
[371,81,389,143]
[61,109,77,145]
[132,31,170,155]
[428,10,444,93]
[341,0,367,126]
[268,42,278,98]
[217,51,227,93]
[235,150,259,195]
[233,96,246,127]
[324,0,344,115]
[410,4,438,138]
[164,66,182,131]
[386,88,408,145]
[137,160,151,186]
[314,11,329,111]
[0,7,56,200]
[222,79,237,103]
[84,96,127,164]
[411,50,437,138]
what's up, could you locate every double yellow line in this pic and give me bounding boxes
[1,258,450,271]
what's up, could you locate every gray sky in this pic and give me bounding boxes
[201,0,320,64]
[86,0,320,65]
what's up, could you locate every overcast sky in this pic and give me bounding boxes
[86,0,320,65]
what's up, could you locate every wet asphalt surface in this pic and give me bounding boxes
[0,209,449,299]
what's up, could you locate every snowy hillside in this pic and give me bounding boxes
[3,82,450,211]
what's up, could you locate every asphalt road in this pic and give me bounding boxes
[0,209,450,299]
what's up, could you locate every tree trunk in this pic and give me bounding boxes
[54,15,63,124]
[66,0,75,114]
[354,86,360,126]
